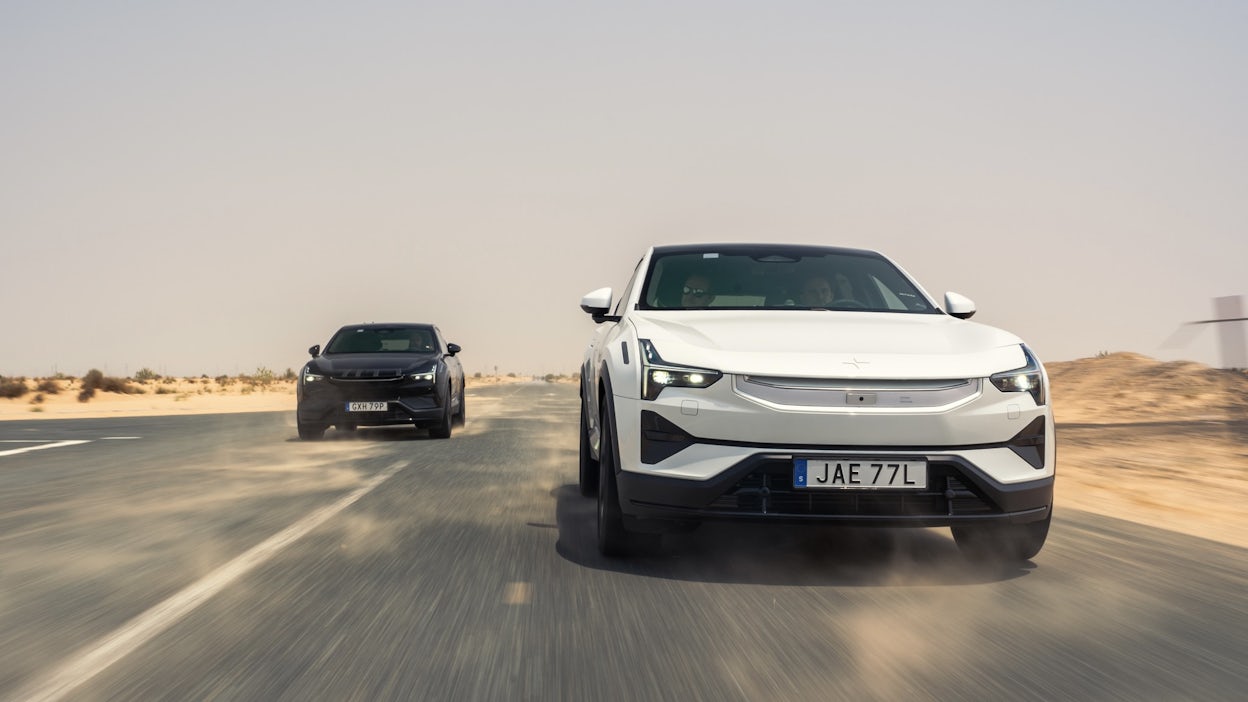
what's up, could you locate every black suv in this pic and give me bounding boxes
[297,323,465,440]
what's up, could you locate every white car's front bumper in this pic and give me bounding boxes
[608,374,1054,527]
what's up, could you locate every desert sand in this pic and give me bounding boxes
[2,356,1245,548]
[0,373,543,420]
[1045,354,1248,549]
[0,376,300,419]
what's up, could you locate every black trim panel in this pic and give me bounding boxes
[1007,416,1046,469]
[615,453,1053,527]
[640,410,695,464]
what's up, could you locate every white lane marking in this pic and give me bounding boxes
[0,440,92,457]
[13,459,411,702]
[100,437,141,440]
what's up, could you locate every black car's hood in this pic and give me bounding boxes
[310,352,439,377]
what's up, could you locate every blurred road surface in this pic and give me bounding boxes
[1,383,1245,701]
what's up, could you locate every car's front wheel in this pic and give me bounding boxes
[578,394,599,497]
[429,384,453,439]
[952,508,1051,562]
[297,418,326,441]
[596,399,657,555]
[452,380,466,426]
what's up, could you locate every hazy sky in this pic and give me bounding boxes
[3,1,1245,378]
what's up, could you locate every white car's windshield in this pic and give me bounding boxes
[637,246,936,313]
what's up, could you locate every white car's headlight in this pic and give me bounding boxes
[989,345,1046,406]
[639,339,722,400]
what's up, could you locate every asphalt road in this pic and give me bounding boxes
[1,383,1245,701]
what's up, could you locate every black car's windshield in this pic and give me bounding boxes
[637,247,936,313]
[325,326,436,354]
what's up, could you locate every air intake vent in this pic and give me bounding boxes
[331,369,404,380]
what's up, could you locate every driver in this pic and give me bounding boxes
[799,276,833,307]
[832,272,854,301]
[800,273,856,307]
[681,274,715,307]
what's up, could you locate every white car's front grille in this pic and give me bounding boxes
[734,375,981,409]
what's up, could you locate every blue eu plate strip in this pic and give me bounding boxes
[793,459,808,488]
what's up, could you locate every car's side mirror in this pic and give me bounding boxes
[309,344,321,358]
[446,343,461,356]
[581,287,619,323]
[944,292,977,320]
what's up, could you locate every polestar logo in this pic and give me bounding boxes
[842,357,871,370]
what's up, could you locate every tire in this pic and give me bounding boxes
[297,419,325,441]
[597,399,639,556]
[952,507,1052,562]
[452,381,466,426]
[429,385,453,439]
[578,394,600,497]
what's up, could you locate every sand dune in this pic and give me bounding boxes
[1048,352,1248,424]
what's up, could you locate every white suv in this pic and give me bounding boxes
[578,244,1053,562]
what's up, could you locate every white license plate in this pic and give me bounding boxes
[794,458,927,489]
[346,401,388,412]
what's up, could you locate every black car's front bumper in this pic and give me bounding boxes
[615,453,1053,530]
[297,379,447,427]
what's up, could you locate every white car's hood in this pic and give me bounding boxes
[629,310,1026,379]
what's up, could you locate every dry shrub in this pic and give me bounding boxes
[101,376,138,393]
[0,376,28,399]
[240,367,275,388]
[36,378,61,394]
[80,369,141,400]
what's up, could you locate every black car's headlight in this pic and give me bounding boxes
[410,364,438,382]
[302,367,323,384]
[639,339,722,401]
[989,345,1046,406]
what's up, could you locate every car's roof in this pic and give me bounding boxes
[650,243,887,259]
[334,322,435,331]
